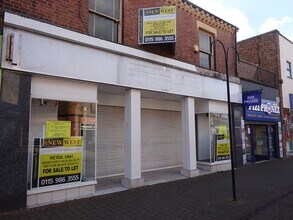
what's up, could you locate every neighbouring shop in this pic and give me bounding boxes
[243,93,281,162]
[195,99,235,172]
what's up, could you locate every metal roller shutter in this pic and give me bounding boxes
[97,105,125,177]
[142,109,182,171]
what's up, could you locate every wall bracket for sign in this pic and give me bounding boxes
[242,89,263,94]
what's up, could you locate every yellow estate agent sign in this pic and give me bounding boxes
[46,121,71,138]
[138,6,176,44]
[216,125,231,161]
[217,140,230,156]
[32,137,83,188]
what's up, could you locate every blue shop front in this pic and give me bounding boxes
[243,94,282,163]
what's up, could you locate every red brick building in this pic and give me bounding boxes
[237,30,293,162]
[1,0,238,75]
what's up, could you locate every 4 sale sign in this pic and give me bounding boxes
[32,137,83,188]
[138,6,176,44]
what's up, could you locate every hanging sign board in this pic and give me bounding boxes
[243,92,261,107]
[138,6,176,44]
[32,137,83,188]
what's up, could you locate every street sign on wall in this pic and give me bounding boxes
[138,6,176,44]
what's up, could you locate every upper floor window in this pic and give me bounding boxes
[199,31,214,69]
[286,61,292,78]
[89,0,120,43]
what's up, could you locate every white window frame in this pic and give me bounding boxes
[199,31,214,69]
[286,61,292,78]
[88,0,122,43]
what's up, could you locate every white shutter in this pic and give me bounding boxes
[96,106,182,177]
[96,105,125,177]
[141,109,182,171]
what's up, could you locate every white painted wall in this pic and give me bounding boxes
[279,35,293,109]
[2,12,242,104]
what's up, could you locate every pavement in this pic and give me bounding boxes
[1,157,293,219]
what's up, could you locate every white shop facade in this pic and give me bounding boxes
[1,12,242,207]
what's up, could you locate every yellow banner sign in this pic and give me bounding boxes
[144,20,175,36]
[218,125,227,135]
[39,152,82,178]
[217,140,231,156]
[46,121,71,138]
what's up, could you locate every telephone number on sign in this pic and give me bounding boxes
[144,36,175,43]
[39,174,80,187]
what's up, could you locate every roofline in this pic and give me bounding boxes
[278,31,293,45]
[184,0,239,31]
[237,29,280,43]
[238,29,293,45]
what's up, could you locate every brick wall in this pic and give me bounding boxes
[237,30,280,74]
[1,0,88,34]
[1,0,237,76]
[123,0,237,76]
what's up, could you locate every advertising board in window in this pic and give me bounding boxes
[32,135,83,188]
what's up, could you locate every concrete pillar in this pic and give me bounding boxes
[121,89,144,188]
[181,97,199,177]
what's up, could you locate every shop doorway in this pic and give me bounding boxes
[245,124,278,162]
[253,125,269,161]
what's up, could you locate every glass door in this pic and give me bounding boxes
[253,125,269,161]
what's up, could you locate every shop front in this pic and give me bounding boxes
[195,99,233,172]
[0,12,242,209]
[243,98,282,162]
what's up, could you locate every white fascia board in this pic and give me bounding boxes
[4,12,198,74]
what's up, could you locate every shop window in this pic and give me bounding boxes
[28,99,96,189]
[199,31,214,69]
[89,0,120,43]
[197,113,230,163]
[210,113,230,162]
[286,61,292,78]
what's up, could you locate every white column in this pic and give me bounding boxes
[121,89,144,188]
[181,97,199,177]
